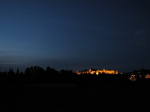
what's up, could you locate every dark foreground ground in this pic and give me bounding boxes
[0,83,150,112]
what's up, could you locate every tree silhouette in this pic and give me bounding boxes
[0,66,149,85]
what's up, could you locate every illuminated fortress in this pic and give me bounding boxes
[75,68,118,75]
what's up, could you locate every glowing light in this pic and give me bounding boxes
[145,74,150,79]
[96,72,99,75]
[129,75,137,81]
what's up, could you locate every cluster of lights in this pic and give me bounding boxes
[76,69,150,82]
[129,74,150,81]
[75,68,118,75]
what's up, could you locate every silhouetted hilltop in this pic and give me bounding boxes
[0,66,150,87]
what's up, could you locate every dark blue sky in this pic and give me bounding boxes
[0,0,150,72]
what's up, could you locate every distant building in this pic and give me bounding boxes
[75,68,118,75]
[129,74,137,81]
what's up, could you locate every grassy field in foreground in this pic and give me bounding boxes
[0,84,149,112]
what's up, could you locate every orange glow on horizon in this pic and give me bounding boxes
[75,68,118,75]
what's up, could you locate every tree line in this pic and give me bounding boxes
[0,66,78,84]
[0,66,149,85]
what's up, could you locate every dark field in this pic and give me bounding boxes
[0,83,150,112]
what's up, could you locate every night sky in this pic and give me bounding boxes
[0,0,150,72]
